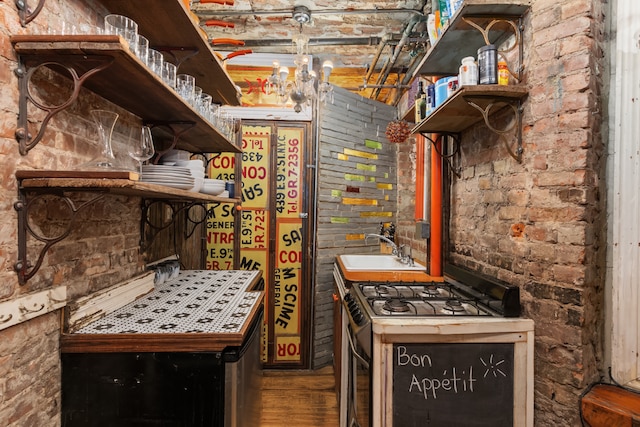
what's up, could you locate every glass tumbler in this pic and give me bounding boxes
[200,93,213,120]
[162,62,177,89]
[192,85,203,109]
[104,14,138,49]
[176,74,195,103]
[135,35,149,65]
[147,49,164,77]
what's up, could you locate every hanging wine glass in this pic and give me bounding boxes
[128,125,155,175]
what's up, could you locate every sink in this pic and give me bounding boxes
[338,254,426,272]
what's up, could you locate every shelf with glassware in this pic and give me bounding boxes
[11,34,240,156]
[13,0,239,107]
[97,0,240,106]
[13,169,242,285]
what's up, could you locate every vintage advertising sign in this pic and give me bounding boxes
[275,127,304,219]
[241,127,270,209]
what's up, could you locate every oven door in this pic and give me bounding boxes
[346,324,371,427]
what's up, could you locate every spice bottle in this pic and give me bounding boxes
[458,56,478,86]
[498,60,509,85]
[477,44,497,84]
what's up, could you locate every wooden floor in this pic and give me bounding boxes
[260,366,340,427]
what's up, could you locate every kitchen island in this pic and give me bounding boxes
[61,269,264,427]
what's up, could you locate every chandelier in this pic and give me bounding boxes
[265,6,334,112]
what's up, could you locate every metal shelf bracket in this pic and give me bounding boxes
[15,0,46,27]
[15,56,114,155]
[464,96,523,162]
[14,189,106,285]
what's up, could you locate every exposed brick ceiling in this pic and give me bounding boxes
[192,0,429,106]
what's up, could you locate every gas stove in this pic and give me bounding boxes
[336,263,522,358]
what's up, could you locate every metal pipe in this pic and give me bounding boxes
[194,8,423,18]
[364,34,392,84]
[241,36,382,48]
[373,14,427,99]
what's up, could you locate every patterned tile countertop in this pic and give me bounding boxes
[76,270,262,335]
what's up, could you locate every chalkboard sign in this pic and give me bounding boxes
[393,343,514,427]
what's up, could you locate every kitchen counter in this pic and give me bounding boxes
[61,269,264,353]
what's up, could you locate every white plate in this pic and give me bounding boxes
[142,165,192,173]
[142,171,193,179]
[141,180,194,190]
[141,176,194,184]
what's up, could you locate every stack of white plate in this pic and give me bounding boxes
[174,160,205,192]
[201,178,225,195]
[140,165,194,190]
[160,149,191,163]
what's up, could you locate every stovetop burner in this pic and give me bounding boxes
[383,299,411,313]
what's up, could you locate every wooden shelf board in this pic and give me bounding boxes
[16,170,241,203]
[99,0,240,106]
[11,35,240,154]
[416,1,531,76]
[412,85,528,134]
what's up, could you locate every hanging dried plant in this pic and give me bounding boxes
[385,120,411,144]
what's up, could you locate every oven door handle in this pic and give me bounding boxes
[346,326,370,369]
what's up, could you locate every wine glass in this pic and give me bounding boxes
[129,125,155,175]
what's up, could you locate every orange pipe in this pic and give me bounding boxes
[415,133,425,220]
[204,19,235,28]
[210,38,245,46]
[430,133,442,277]
[199,0,234,5]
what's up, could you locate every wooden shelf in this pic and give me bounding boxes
[11,35,241,154]
[16,170,240,204]
[99,0,240,106]
[415,1,531,76]
[412,85,528,134]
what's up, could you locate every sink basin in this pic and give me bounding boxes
[338,254,426,272]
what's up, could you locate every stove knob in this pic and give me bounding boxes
[353,311,365,325]
[344,293,353,302]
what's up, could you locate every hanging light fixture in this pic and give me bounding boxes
[265,6,334,112]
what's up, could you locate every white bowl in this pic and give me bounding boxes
[201,185,225,196]
[203,178,225,185]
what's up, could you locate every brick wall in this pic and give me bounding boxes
[0,2,147,425]
[419,1,605,426]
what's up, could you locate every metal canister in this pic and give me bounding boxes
[477,44,497,85]
[225,181,235,198]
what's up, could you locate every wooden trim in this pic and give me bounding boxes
[581,384,640,426]
[61,292,264,353]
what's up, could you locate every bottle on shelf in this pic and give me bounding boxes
[415,80,426,122]
[459,56,478,86]
[498,60,509,85]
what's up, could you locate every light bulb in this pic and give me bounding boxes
[322,60,334,81]
[279,66,289,81]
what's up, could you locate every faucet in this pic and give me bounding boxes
[365,233,399,256]
[399,244,414,266]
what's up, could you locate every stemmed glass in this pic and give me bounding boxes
[129,125,155,175]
